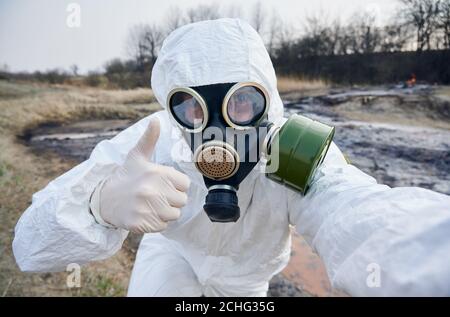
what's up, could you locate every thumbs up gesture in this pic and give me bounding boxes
[94,117,190,234]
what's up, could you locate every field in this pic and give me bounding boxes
[1,78,449,296]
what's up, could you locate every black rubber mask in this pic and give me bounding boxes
[167,82,271,222]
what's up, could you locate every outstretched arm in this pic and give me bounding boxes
[12,113,163,272]
[288,142,450,296]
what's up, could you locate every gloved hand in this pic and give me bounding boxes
[90,117,190,234]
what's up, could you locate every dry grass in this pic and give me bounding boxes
[0,80,161,296]
[277,76,329,95]
[436,86,450,100]
[0,81,159,135]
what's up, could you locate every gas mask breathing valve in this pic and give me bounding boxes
[194,142,241,222]
[204,185,240,223]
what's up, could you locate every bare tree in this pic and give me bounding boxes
[164,6,186,33]
[399,0,442,51]
[347,13,382,54]
[326,19,344,55]
[222,4,243,19]
[380,23,411,52]
[143,24,164,65]
[127,24,147,71]
[438,0,450,48]
[186,4,221,23]
[0,63,9,72]
[70,64,79,76]
[272,23,299,71]
[335,25,353,55]
[266,11,283,58]
[296,14,342,57]
[127,23,164,72]
[250,1,266,35]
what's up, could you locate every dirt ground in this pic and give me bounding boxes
[1,80,449,297]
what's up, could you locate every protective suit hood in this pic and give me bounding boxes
[151,18,284,124]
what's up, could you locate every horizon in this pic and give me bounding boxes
[0,0,399,74]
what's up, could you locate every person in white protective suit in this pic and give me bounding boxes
[12,18,450,297]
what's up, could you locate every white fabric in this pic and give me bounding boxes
[127,233,203,297]
[94,117,190,234]
[89,178,115,228]
[13,18,450,297]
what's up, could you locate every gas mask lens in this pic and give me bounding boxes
[168,89,208,132]
[223,84,268,128]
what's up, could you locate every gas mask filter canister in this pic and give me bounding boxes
[167,82,334,223]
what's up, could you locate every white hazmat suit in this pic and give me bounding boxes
[13,18,450,296]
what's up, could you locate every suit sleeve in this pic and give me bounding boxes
[287,142,450,296]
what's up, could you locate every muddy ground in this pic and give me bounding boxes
[283,85,450,195]
[21,84,450,296]
[28,85,450,195]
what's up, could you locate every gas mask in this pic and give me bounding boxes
[167,82,334,223]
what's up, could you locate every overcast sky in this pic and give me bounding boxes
[0,0,400,73]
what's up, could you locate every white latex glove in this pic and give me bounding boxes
[90,117,190,234]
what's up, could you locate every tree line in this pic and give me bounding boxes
[112,0,450,87]
[2,0,450,87]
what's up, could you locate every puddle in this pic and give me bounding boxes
[31,131,119,141]
[26,120,131,162]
